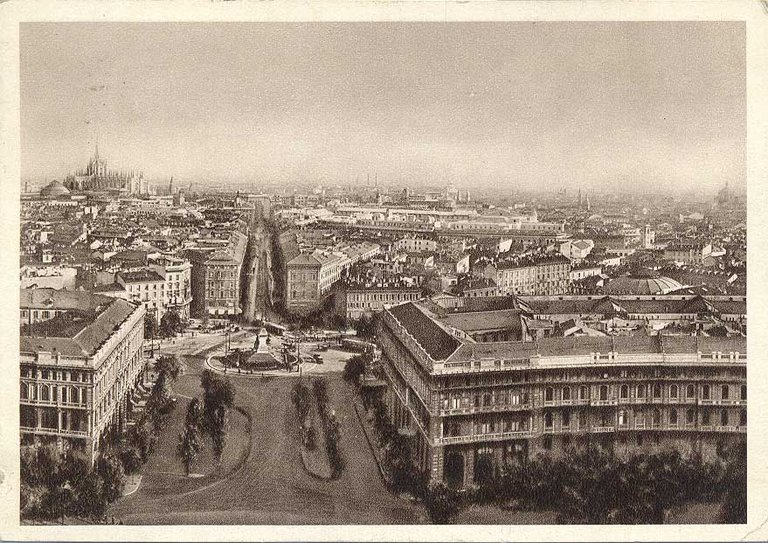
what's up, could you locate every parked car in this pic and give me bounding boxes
[312,354,323,364]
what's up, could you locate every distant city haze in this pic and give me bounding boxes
[21,22,745,193]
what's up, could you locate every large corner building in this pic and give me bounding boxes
[375,297,746,488]
[20,289,145,462]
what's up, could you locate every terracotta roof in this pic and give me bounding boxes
[441,309,523,337]
[21,288,112,311]
[21,294,139,357]
[388,302,460,361]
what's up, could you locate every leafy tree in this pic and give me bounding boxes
[73,472,107,519]
[353,314,375,338]
[199,370,235,463]
[129,419,158,462]
[119,445,143,475]
[144,312,158,339]
[177,424,203,476]
[39,484,73,521]
[208,407,229,463]
[424,482,463,524]
[720,441,747,523]
[291,382,312,422]
[160,309,186,337]
[155,355,182,382]
[342,354,367,385]
[185,397,203,428]
[96,451,125,503]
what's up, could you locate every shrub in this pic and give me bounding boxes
[424,482,463,524]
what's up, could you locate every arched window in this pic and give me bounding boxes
[686,408,695,424]
[652,409,661,427]
[669,384,678,399]
[618,410,627,426]
[579,386,588,400]
[637,385,646,398]
[740,410,747,426]
[545,412,553,428]
[71,387,79,404]
[702,410,711,425]
[483,392,492,407]
[61,387,67,403]
[686,384,696,399]
[670,408,678,425]
[600,385,608,401]
[702,384,711,400]
[20,382,27,400]
[653,384,662,399]
[562,387,571,401]
[545,387,554,402]
[40,385,50,402]
[741,385,747,401]
[721,409,729,426]
[562,410,571,427]
[620,385,629,399]
[721,385,729,400]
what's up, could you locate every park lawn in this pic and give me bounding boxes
[454,503,560,524]
[126,394,251,500]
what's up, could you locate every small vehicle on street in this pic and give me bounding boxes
[312,353,323,364]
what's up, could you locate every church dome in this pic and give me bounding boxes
[604,270,683,295]
[40,180,70,198]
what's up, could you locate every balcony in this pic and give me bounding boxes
[20,398,91,409]
[543,425,589,435]
[437,429,536,445]
[699,399,746,406]
[592,426,616,433]
[20,426,89,438]
[590,399,618,406]
[439,403,532,417]
[543,399,590,408]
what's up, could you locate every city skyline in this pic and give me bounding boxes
[21,22,745,193]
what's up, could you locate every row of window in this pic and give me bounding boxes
[21,382,84,404]
[21,368,90,382]
[544,383,746,402]
[544,407,746,429]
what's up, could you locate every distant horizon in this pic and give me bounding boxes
[21,22,745,194]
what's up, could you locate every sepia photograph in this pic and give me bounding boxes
[2,2,767,540]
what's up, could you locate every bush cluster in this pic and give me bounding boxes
[312,379,345,478]
[470,443,746,524]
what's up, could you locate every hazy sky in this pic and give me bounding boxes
[21,22,745,192]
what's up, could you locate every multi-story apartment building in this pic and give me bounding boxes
[483,254,571,296]
[664,242,713,266]
[285,250,350,315]
[375,300,746,488]
[188,231,248,318]
[395,237,438,253]
[20,289,145,462]
[335,284,422,320]
[116,269,167,318]
[150,255,193,319]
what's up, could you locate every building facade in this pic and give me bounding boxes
[335,284,422,320]
[375,300,746,488]
[20,289,145,462]
[150,256,193,319]
[188,231,248,317]
[115,269,167,318]
[485,255,571,296]
[285,250,350,314]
